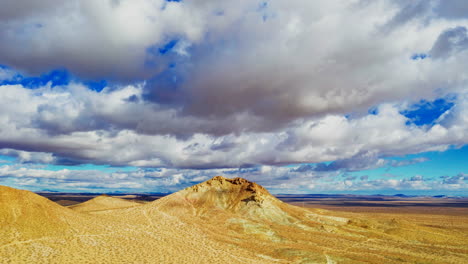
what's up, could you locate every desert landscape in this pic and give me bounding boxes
[1,176,467,263]
[1,1,468,263]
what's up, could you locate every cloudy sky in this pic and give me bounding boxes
[0,0,467,195]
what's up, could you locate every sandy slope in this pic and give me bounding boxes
[148,176,468,263]
[0,185,87,242]
[68,195,141,213]
[1,177,468,263]
[0,184,272,264]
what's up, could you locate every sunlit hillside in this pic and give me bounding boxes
[2,177,467,263]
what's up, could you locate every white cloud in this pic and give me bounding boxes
[0,149,55,164]
[0,0,206,80]
[0,67,15,81]
[1,163,466,194]
[0,83,467,169]
[0,1,467,192]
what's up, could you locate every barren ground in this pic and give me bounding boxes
[2,180,467,264]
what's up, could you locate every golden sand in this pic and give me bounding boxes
[68,194,141,213]
[1,177,467,263]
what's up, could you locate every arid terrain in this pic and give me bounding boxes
[1,176,467,263]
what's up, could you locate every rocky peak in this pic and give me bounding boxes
[192,176,270,196]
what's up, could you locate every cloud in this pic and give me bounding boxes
[1,163,466,194]
[0,82,467,169]
[0,66,16,81]
[383,0,432,30]
[0,0,467,190]
[0,1,466,125]
[313,152,387,172]
[293,155,429,173]
[409,175,424,181]
[430,26,468,59]
[434,0,468,19]
[441,173,467,185]
[0,0,204,81]
[0,149,55,164]
[0,0,59,21]
[388,157,430,167]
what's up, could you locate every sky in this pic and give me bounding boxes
[0,0,467,195]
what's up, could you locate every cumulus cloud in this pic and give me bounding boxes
[0,0,467,125]
[0,1,467,192]
[0,149,55,164]
[0,0,205,80]
[0,82,467,169]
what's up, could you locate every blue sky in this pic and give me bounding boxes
[0,0,467,195]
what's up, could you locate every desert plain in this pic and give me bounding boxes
[1,176,467,263]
